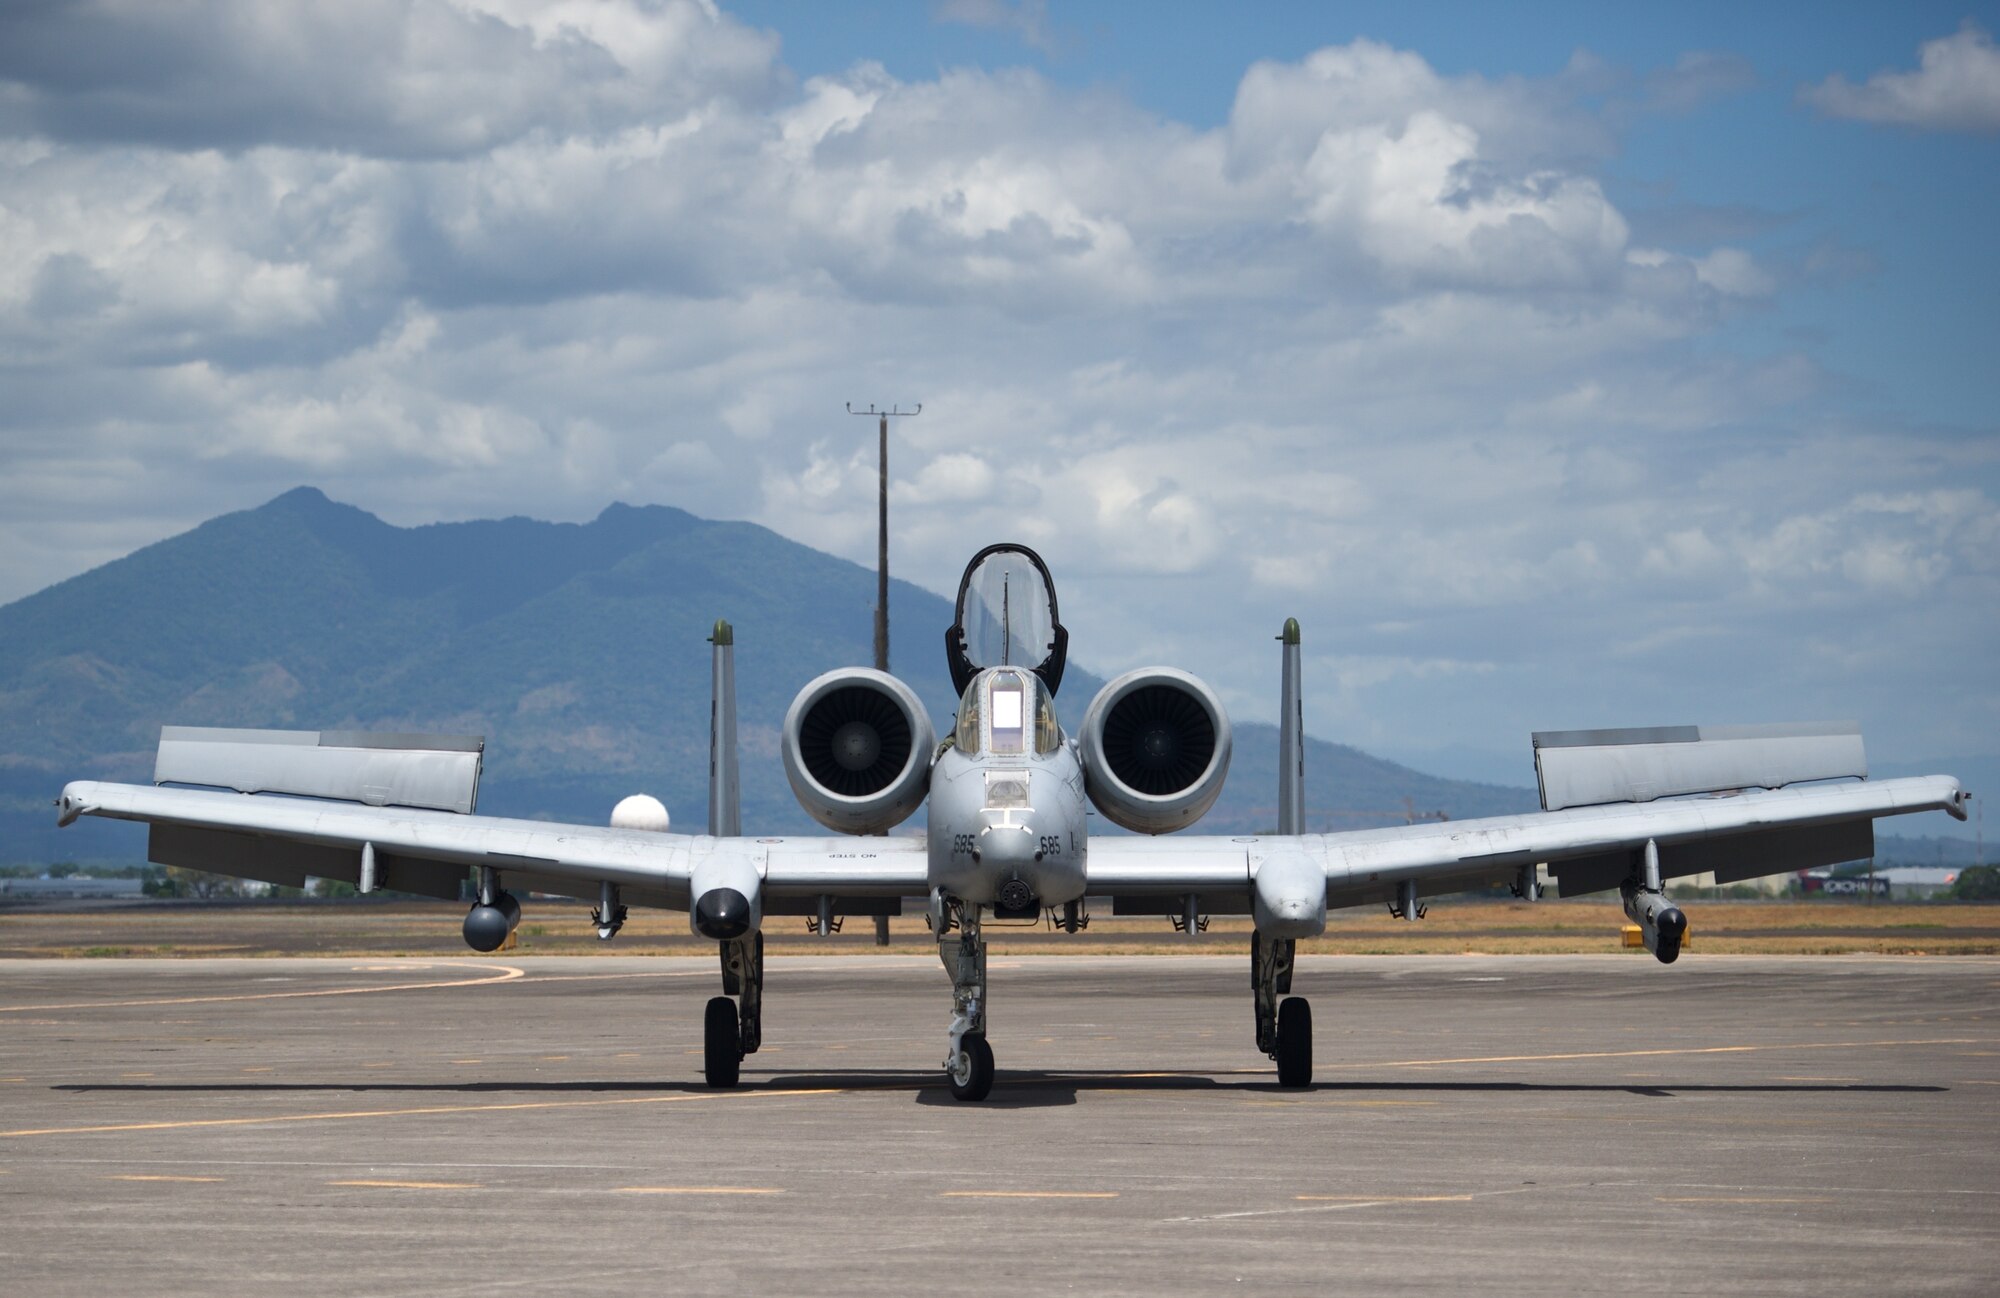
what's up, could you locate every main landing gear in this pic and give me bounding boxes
[936,896,993,1101]
[703,933,763,1087]
[1253,932,1312,1087]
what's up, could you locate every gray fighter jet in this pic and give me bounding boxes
[56,543,1968,1101]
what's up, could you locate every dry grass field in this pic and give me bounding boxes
[2,896,1994,959]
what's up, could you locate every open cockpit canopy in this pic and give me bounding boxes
[946,543,1068,697]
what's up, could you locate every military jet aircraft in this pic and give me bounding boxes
[56,543,1968,1101]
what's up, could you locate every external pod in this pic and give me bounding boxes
[781,668,936,835]
[1078,666,1233,834]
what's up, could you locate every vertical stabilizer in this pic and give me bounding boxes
[709,620,741,837]
[1278,618,1304,836]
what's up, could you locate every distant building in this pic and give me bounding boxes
[1799,866,1959,899]
[1871,867,1962,899]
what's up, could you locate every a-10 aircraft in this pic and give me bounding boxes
[57,544,1968,1101]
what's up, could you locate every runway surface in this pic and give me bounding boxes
[2,953,1996,1296]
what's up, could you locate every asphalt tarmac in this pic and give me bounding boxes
[2,953,1995,1296]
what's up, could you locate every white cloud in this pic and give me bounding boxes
[1803,22,2000,133]
[0,0,784,158]
[0,10,1993,768]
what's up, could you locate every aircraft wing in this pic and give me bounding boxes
[55,779,929,912]
[1086,774,1967,912]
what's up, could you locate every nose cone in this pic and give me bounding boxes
[694,887,752,940]
[979,820,1039,868]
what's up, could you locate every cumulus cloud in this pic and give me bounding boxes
[0,5,1993,768]
[0,0,783,157]
[1802,22,2000,132]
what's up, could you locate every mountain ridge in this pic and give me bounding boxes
[2,488,1541,863]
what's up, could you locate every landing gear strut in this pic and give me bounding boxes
[704,932,763,1087]
[1253,931,1311,1087]
[938,896,993,1101]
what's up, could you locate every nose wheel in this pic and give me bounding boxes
[948,1032,994,1101]
[938,896,995,1101]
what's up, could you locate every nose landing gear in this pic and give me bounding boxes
[937,896,994,1101]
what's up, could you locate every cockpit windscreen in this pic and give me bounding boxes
[960,550,1055,673]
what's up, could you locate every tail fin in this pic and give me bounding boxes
[1277,618,1303,835]
[709,620,741,837]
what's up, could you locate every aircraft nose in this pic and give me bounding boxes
[978,820,1037,865]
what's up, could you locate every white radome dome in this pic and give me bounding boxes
[610,794,670,833]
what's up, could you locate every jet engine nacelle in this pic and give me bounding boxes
[1079,667,1233,834]
[781,667,936,835]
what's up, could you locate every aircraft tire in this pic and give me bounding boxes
[703,995,741,1088]
[949,1033,995,1102]
[1275,996,1312,1088]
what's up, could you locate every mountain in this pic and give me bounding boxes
[0,488,1535,864]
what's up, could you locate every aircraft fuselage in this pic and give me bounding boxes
[925,666,1089,909]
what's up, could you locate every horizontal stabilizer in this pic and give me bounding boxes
[154,726,484,814]
[1533,721,1864,813]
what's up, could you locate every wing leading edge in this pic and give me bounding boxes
[56,780,929,910]
[1087,773,1967,912]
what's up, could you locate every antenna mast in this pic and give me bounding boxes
[846,403,921,672]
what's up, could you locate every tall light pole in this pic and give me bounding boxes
[846,402,919,946]
[846,403,920,673]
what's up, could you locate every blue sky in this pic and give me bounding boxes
[1,1,1995,827]
[740,1,2000,425]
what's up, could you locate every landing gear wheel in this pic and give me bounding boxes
[948,1032,994,1102]
[1275,996,1313,1088]
[703,995,741,1088]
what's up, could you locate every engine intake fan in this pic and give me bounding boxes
[1079,667,1232,834]
[782,668,935,834]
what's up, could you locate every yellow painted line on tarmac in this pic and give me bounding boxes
[331,1180,481,1190]
[0,1087,840,1139]
[539,1055,569,1062]
[615,1186,785,1196]
[1657,1196,1833,1204]
[1322,1037,1990,1070]
[2,1077,27,1083]
[504,970,712,985]
[1296,1195,1473,1203]
[0,964,526,1013]
[119,1072,154,1079]
[450,1059,483,1065]
[107,1174,223,1183]
[942,1191,1118,1199]
[240,1067,273,1074]
[361,1062,394,1069]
